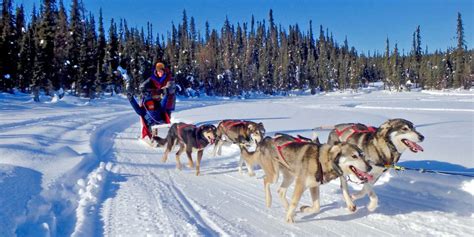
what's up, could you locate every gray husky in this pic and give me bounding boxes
[326,118,424,211]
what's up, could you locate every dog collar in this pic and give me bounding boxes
[332,161,344,177]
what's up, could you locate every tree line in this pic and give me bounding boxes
[0,0,472,99]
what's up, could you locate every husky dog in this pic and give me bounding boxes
[240,134,372,223]
[213,119,266,176]
[326,118,424,211]
[162,122,217,176]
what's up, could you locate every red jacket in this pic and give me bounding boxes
[140,68,176,111]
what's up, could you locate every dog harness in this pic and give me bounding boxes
[274,137,310,169]
[177,124,206,150]
[335,125,377,140]
[221,120,249,133]
[275,137,341,184]
[336,125,400,170]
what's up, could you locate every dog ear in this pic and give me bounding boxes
[248,123,255,130]
[378,120,392,137]
[313,136,321,145]
[329,144,342,160]
[297,135,312,142]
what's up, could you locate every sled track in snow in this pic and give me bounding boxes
[150,172,230,236]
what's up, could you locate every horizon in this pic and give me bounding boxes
[14,0,474,54]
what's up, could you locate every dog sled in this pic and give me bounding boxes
[139,116,171,148]
[136,96,173,148]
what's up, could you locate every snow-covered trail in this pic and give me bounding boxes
[101,122,392,237]
[98,92,474,236]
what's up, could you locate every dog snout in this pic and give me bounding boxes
[418,133,425,142]
[367,165,372,172]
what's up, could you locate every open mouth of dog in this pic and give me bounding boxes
[402,139,424,153]
[349,166,373,182]
[207,136,215,144]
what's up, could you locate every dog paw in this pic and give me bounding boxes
[300,205,310,213]
[196,171,200,176]
[248,172,256,177]
[367,202,378,212]
[285,215,295,223]
[348,204,357,213]
[300,205,319,213]
[161,158,167,163]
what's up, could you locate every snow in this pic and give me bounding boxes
[0,89,473,236]
[72,162,110,237]
[462,180,474,196]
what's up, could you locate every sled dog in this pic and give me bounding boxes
[213,119,265,176]
[240,133,372,223]
[162,122,217,176]
[326,118,424,211]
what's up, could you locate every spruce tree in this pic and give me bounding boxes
[415,26,422,87]
[106,18,119,94]
[392,43,402,90]
[54,0,68,91]
[0,0,15,91]
[79,14,97,97]
[384,37,392,90]
[33,0,57,96]
[96,8,107,94]
[68,0,83,94]
[454,12,467,88]
[14,5,26,90]
[19,5,39,94]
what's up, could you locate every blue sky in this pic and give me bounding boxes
[17,0,473,54]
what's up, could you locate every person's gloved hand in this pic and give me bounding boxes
[165,81,176,94]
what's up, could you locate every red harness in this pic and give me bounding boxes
[335,125,377,140]
[275,137,310,168]
[177,124,203,149]
[275,137,330,183]
[222,120,248,132]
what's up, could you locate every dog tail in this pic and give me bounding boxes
[154,136,167,147]
[164,123,178,146]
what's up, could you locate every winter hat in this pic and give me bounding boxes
[155,62,165,71]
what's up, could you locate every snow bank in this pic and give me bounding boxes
[421,89,474,97]
[72,162,112,237]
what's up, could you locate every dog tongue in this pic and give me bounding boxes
[406,140,424,152]
[354,168,374,182]
[360,171,374,182]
